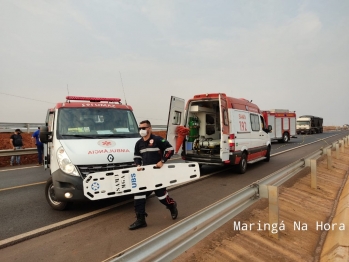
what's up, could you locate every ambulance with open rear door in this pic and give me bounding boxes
[166,93,272,174]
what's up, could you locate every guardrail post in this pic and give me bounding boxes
[25,123,30,133]
[335,143,339,159]
[268,185,279,239]
[326,148,333,170]
[341,140,345,152]
[310,159,317,189]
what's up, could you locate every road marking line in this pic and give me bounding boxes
[0,166,42,172]
[0,181,46,192]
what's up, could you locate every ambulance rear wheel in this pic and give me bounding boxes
[45,177,71,211]
[238,153,247,174]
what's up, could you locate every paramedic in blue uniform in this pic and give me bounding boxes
[129,120,178,230]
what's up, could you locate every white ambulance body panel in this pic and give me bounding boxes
[59,139,137,165]
[230,109,251,151]
[83,162,200,200]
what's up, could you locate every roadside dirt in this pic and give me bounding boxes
[0,132,37,167]
[173,150,349,262]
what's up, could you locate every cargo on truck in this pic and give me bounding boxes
[166,93,272,174]
[296,115,323,134]
[262,109,297,143]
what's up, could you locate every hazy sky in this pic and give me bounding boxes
[1,0,348,125]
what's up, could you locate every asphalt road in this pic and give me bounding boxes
[0,130,348,261]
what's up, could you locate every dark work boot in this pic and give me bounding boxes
[129,213,147,230]
[167,202,178,220]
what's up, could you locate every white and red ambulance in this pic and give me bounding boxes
[262,109,297,143]
[40,96,140,210]
[166,93,272,174]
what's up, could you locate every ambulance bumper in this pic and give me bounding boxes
[51,169,86,202]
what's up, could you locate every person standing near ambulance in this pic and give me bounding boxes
[32,127,44,165]
[129,120,178,230]
[10,129,24,166]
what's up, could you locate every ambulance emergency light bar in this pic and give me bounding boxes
[66,96,122,103]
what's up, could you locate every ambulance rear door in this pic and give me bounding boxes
[219,94,230,161]
[44,109,55,170]
[166,96,185,156]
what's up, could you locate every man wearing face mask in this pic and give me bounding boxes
[129,120,178,230]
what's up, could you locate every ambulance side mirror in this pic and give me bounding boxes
[40,126,52,143]
[268,125,272,133]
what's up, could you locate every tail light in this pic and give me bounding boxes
[229,134,235,152]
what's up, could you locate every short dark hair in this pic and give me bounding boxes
[38,127,40,129]
[139,120,151,127]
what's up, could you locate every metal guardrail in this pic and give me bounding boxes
[0,122,44,133]
[0,148,37,157]
[108,135,348,262]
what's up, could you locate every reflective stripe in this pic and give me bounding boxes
[140,148,160,153]
[158,192,168,200]
[164,147,174,151]
[134,155,142,159]
[134,195,146,199]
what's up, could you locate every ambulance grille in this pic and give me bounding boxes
[77,162,135,179]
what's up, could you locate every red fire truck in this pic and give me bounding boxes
[262,109,297,143]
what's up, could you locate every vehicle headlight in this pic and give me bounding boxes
[56,147,79,176]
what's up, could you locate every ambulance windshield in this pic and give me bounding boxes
[57,108,139,139]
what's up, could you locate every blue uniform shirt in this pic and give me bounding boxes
[32,129,43,146]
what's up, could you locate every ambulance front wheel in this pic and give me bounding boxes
[45,177,71,211]
[237,153,247,174]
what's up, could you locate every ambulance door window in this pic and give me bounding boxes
[260,115,266,130]
[48,112,54,132]
[223,109,229,126]
[172,111,181,125]
[250,114,260,131]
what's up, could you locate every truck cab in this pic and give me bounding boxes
[296,115,323,134]
[40,96,140,210]
[296,117,312,134]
